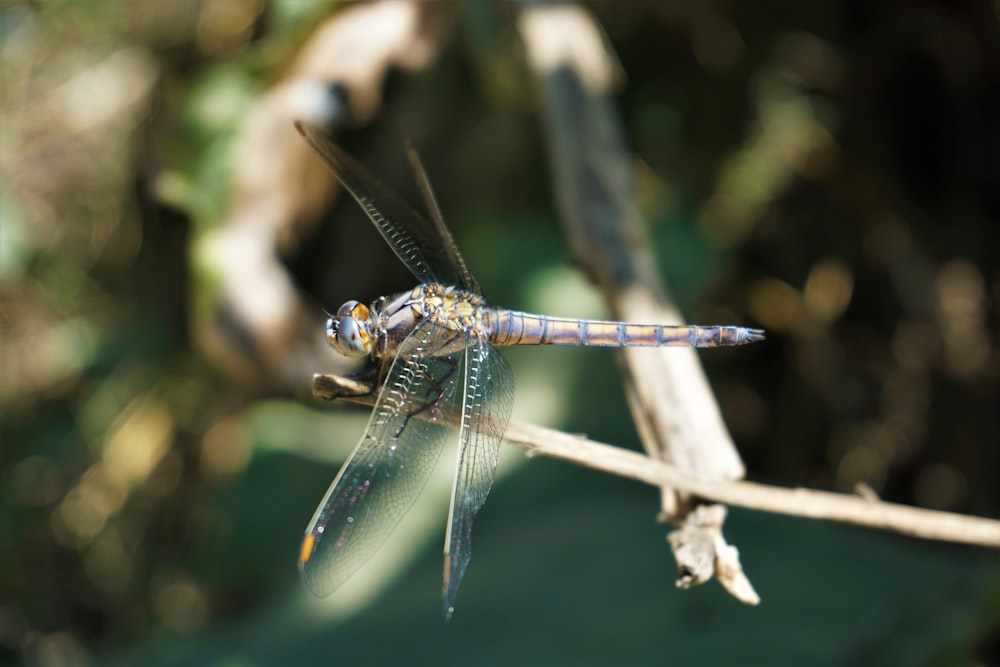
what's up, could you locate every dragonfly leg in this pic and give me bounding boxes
[347,365,382,396]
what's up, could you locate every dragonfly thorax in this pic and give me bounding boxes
[326,300,374,358]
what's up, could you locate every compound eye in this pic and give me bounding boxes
[333,316,370,358]
[336,300,360,318]
[324,316,338,345]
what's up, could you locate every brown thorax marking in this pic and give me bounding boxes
[410,283,486,334]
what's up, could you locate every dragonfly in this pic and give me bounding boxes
[294,121,764,620]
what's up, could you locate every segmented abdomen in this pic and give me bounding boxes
[485,310,763,348]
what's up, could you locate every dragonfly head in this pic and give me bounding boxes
[326,300,373,358]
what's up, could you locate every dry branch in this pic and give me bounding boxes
[314,372,1000,550]
[201,1,452,389]
[516,3,756,602]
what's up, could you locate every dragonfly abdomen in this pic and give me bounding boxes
[486,310,763,348]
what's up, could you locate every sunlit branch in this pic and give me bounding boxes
[314,373,1000,550]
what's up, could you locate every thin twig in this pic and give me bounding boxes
[315,373,1000,550]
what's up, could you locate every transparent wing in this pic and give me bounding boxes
[295,121,476,292]
[404,141,479,294]
[442,338,515,620]
[299,320,466,597]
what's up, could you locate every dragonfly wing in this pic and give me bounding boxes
[295,121,476,291]
[299,320,465,597]
[404,142,479,294]
[442,339,515,620]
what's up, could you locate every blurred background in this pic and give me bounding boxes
[1,1,997,665]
